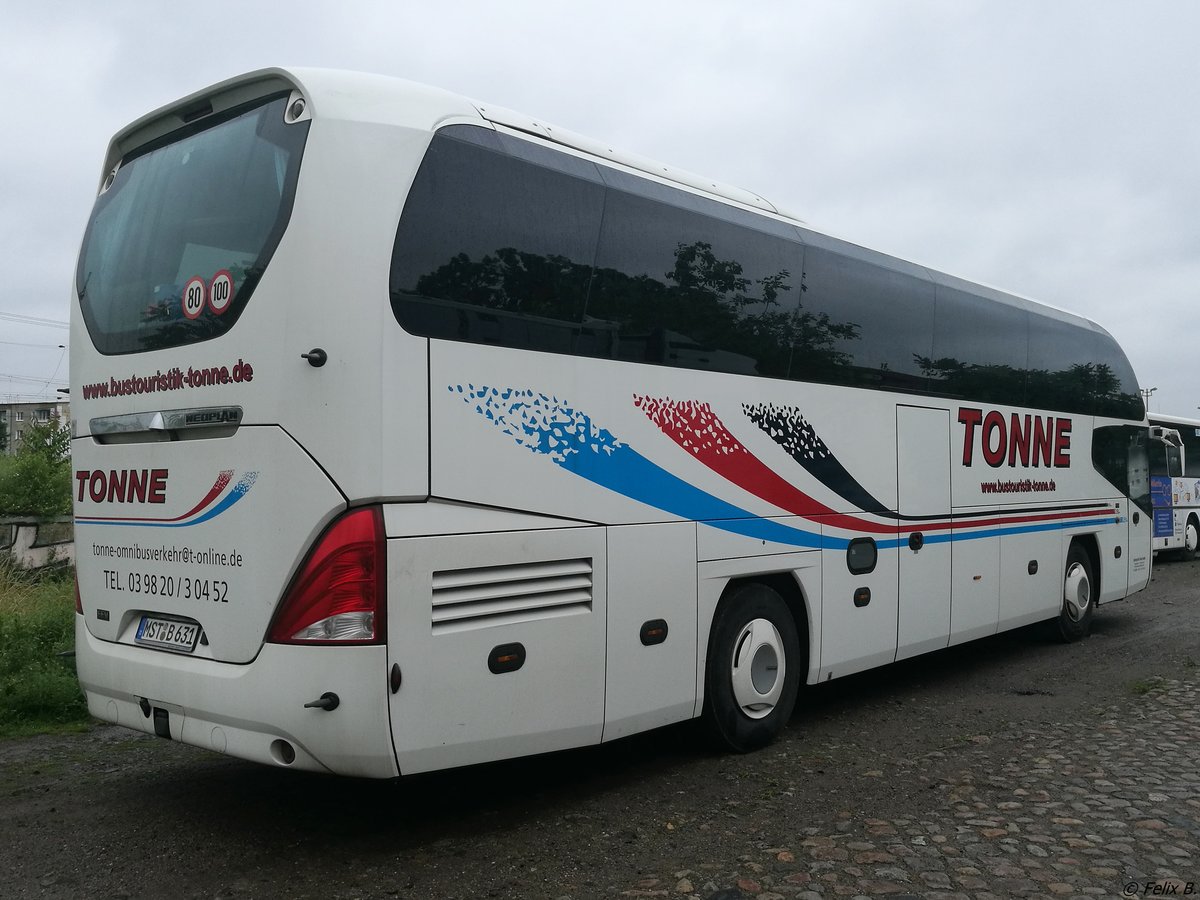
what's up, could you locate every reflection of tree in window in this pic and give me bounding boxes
[416,250,590,321]
[403,239,861,380]
[1030,362,1140,419]
[915,355,1027,405]
[783,271,860,381]
[916,353,1139,416]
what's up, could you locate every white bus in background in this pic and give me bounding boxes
[1148,414,1200,559]
[71,68,1152,778]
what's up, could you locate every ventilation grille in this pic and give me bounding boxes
[431,558,593,634]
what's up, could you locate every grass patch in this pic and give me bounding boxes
[1129,676,1164,696]
[0,562,91,738]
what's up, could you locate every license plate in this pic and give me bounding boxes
[135,616,200,653]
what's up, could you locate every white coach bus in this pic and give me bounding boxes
[71,68,1152,778]
[1147,414,1200,559]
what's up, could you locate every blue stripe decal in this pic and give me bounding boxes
[915,516,1120,545]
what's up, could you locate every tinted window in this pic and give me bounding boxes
[1093,424,1151,514]
[1182,426,1200,478]
[1167,444,1184,477]
[496,131,606,181]
[389,127,1141,422]
[588,188,804,376]
[796,238,934,392]
[390,127,605,355]
[77,95,308,354]
[1149,436,1176,478]
[1148,421,1200,477]
[929,285,1030,405]
[1028,320,1142,418]
[598,168,799,239]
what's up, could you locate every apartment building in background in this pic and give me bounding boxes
[1,400,70,456]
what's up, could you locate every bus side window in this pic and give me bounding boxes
[389,126,605,355]
[1094,425,1153,515]
[587,179,805,378]
[793,237,934,393]
[929,282,1030,408]
[1183,429,1200,478]
[1028,322,1142,419]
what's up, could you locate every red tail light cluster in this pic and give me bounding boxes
[267,507,385,644]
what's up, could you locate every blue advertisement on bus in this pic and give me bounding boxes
[1150,475,1174,538]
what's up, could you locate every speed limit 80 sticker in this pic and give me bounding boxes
[182,276,207,319]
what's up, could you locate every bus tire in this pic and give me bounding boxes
[702,582,801,753]
[1177,517,1199,561]
[1054,542,1095,643]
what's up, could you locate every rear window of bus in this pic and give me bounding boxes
[76,94,308,355]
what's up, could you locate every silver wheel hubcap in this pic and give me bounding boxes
[1063,561,1091,622]
[1187,522,1198,554]
[730,618,785,719]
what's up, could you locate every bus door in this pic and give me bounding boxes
[1149,427,1183,552]
[895,406,952,661]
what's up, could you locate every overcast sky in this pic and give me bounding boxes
[2,0,1196,416]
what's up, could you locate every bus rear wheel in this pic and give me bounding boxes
[1053,543,1095,643]
[702,582,801,753]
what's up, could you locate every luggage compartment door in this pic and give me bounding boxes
[387,527,606,774]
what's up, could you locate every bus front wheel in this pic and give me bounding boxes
[702,583,801,753]
[1054,543,1095,643]
[1178,517,1199,561]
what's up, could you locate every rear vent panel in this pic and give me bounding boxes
[432,558,592,634]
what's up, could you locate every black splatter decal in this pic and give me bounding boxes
[743,402,891,516]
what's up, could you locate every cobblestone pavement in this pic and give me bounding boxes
[624,677,1199,900]
[3,565,1198,900]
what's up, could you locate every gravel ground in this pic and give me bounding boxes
[2,557,1197,900]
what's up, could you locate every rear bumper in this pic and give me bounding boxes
[75,616,398,778]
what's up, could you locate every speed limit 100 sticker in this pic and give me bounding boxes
[208,270,235,315]
[182,277,207,319]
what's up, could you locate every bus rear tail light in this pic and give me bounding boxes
[75,573,83,615]
[268,507,385,644]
